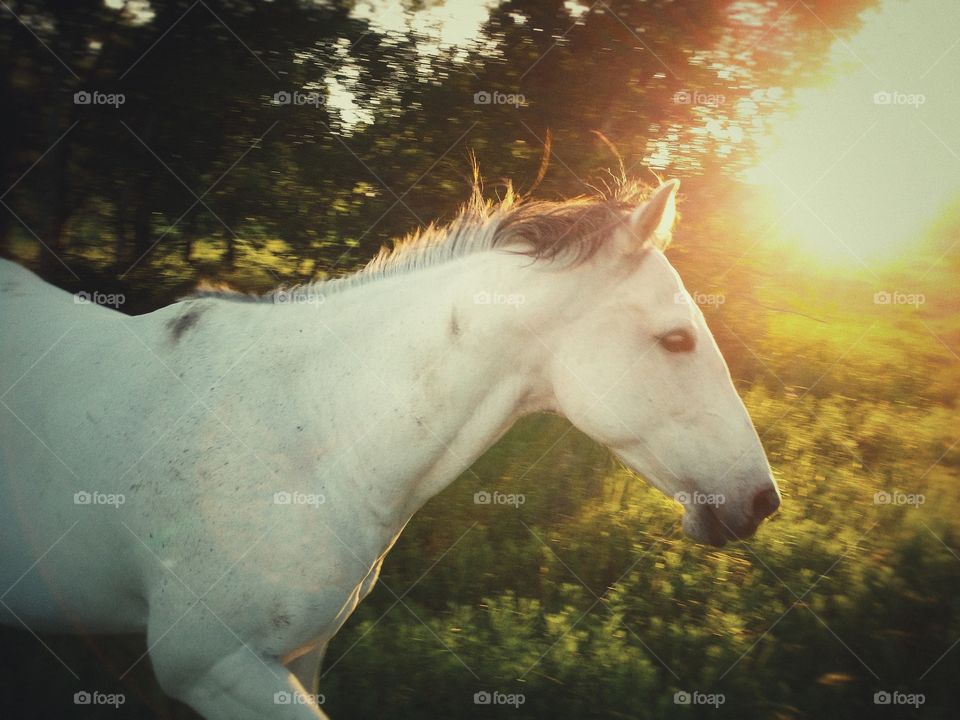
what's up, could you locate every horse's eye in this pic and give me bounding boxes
[659,329,695,353]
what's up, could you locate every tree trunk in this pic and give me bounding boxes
[39,108,71,277]
[182,211,198,265]
[224,233,236,268]
[133,200,153,266]
[113,201,128,270]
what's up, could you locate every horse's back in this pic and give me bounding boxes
[0,260,151,631]
[0,259,116,386]
[0,263,379,649]
[0,261,285,634]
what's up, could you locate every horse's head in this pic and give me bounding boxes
[545,180,780,546]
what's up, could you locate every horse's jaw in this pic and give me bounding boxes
[681,505,730,548]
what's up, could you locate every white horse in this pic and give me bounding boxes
[0,178,779,719]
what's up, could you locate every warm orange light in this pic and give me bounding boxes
[741,0,960,272]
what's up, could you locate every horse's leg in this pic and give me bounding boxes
[285,644,327,696]
[148,616,331,720]
[154,645,331,720]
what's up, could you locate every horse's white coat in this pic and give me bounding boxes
[0,181,778,719]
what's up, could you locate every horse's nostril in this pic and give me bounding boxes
[751,487,780,523]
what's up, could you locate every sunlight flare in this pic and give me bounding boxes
[744,0,960,270]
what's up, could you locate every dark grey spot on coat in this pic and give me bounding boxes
[168,306,205,341]
[449,309,461,339]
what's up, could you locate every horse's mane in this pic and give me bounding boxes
[190,171,664,303]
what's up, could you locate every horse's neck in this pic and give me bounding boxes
[297,251,561,524]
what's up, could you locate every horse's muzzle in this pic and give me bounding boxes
[686,486,781,547]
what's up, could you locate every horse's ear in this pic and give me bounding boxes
[627,179,679,249]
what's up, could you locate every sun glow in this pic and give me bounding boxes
[744,0,960,272]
